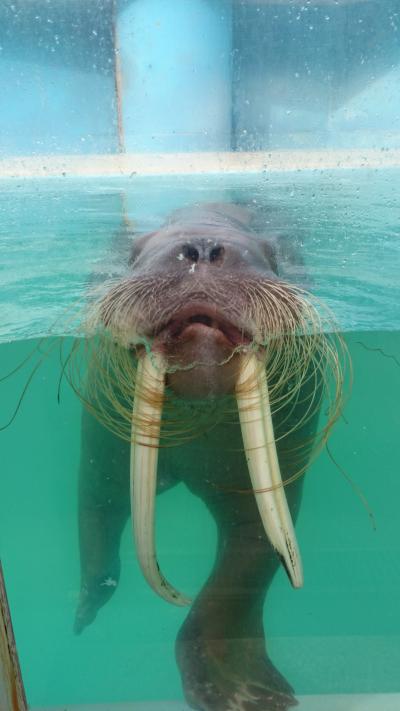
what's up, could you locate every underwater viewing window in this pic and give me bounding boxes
[1,2,400,711]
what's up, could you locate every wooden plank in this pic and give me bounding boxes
[0,562,27,711]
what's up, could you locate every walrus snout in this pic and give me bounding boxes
[130,211,278,279]
[180,240,225,265]
[170,234,275,276]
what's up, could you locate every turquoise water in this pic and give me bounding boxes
[1,172,400,707]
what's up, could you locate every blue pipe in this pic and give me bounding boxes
[116,0,233,152]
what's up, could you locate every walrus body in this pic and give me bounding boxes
[74,204,339,710]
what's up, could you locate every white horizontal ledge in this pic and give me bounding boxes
[1,149,400,178]
[31,695,400,711]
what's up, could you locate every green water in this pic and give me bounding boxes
[1,331,400,707]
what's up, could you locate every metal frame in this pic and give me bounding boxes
[0,562,27,711]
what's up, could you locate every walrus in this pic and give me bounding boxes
[68,203,346,711]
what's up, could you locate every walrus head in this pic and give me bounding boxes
[68,203,347,606]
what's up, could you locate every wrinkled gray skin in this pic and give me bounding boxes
[75,204,320,711]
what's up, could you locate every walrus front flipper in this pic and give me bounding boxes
[74,505,129,634]
[74,409,130,635]
[75,405,180,634]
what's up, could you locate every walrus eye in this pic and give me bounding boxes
[260,241,279,274]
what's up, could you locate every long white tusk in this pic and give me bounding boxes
[130,352,191,606]
[236,353,303,588]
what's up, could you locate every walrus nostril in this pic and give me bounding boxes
[209,245,225,263]
[182,244,199,263]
